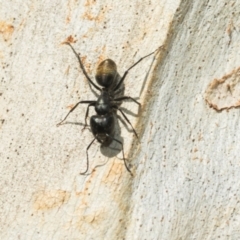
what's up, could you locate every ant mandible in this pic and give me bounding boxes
[57,42,160,175]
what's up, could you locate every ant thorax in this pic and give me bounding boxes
[95,90,111,115]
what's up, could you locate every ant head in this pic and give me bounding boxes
[95,59,117,88]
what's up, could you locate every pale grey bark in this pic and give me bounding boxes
[1,0,240,239]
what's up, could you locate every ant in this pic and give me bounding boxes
[57,42,160,175]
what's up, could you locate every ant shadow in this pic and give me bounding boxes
[61,116,126,173]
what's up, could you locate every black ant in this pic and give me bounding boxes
[57,42,160,175]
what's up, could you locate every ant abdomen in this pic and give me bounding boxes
[95,59,117,88]
[90,113,114,137]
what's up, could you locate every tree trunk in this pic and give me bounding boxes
[1,0,240,239]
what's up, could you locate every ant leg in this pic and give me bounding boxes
[82,102,96,131]
[113,106,138,138]
[57,100,96,126]
[114,96,141,106]
[80,137,96,175]
[113,47,160,92]
[106,134,132,175]
[65,43,101,91]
